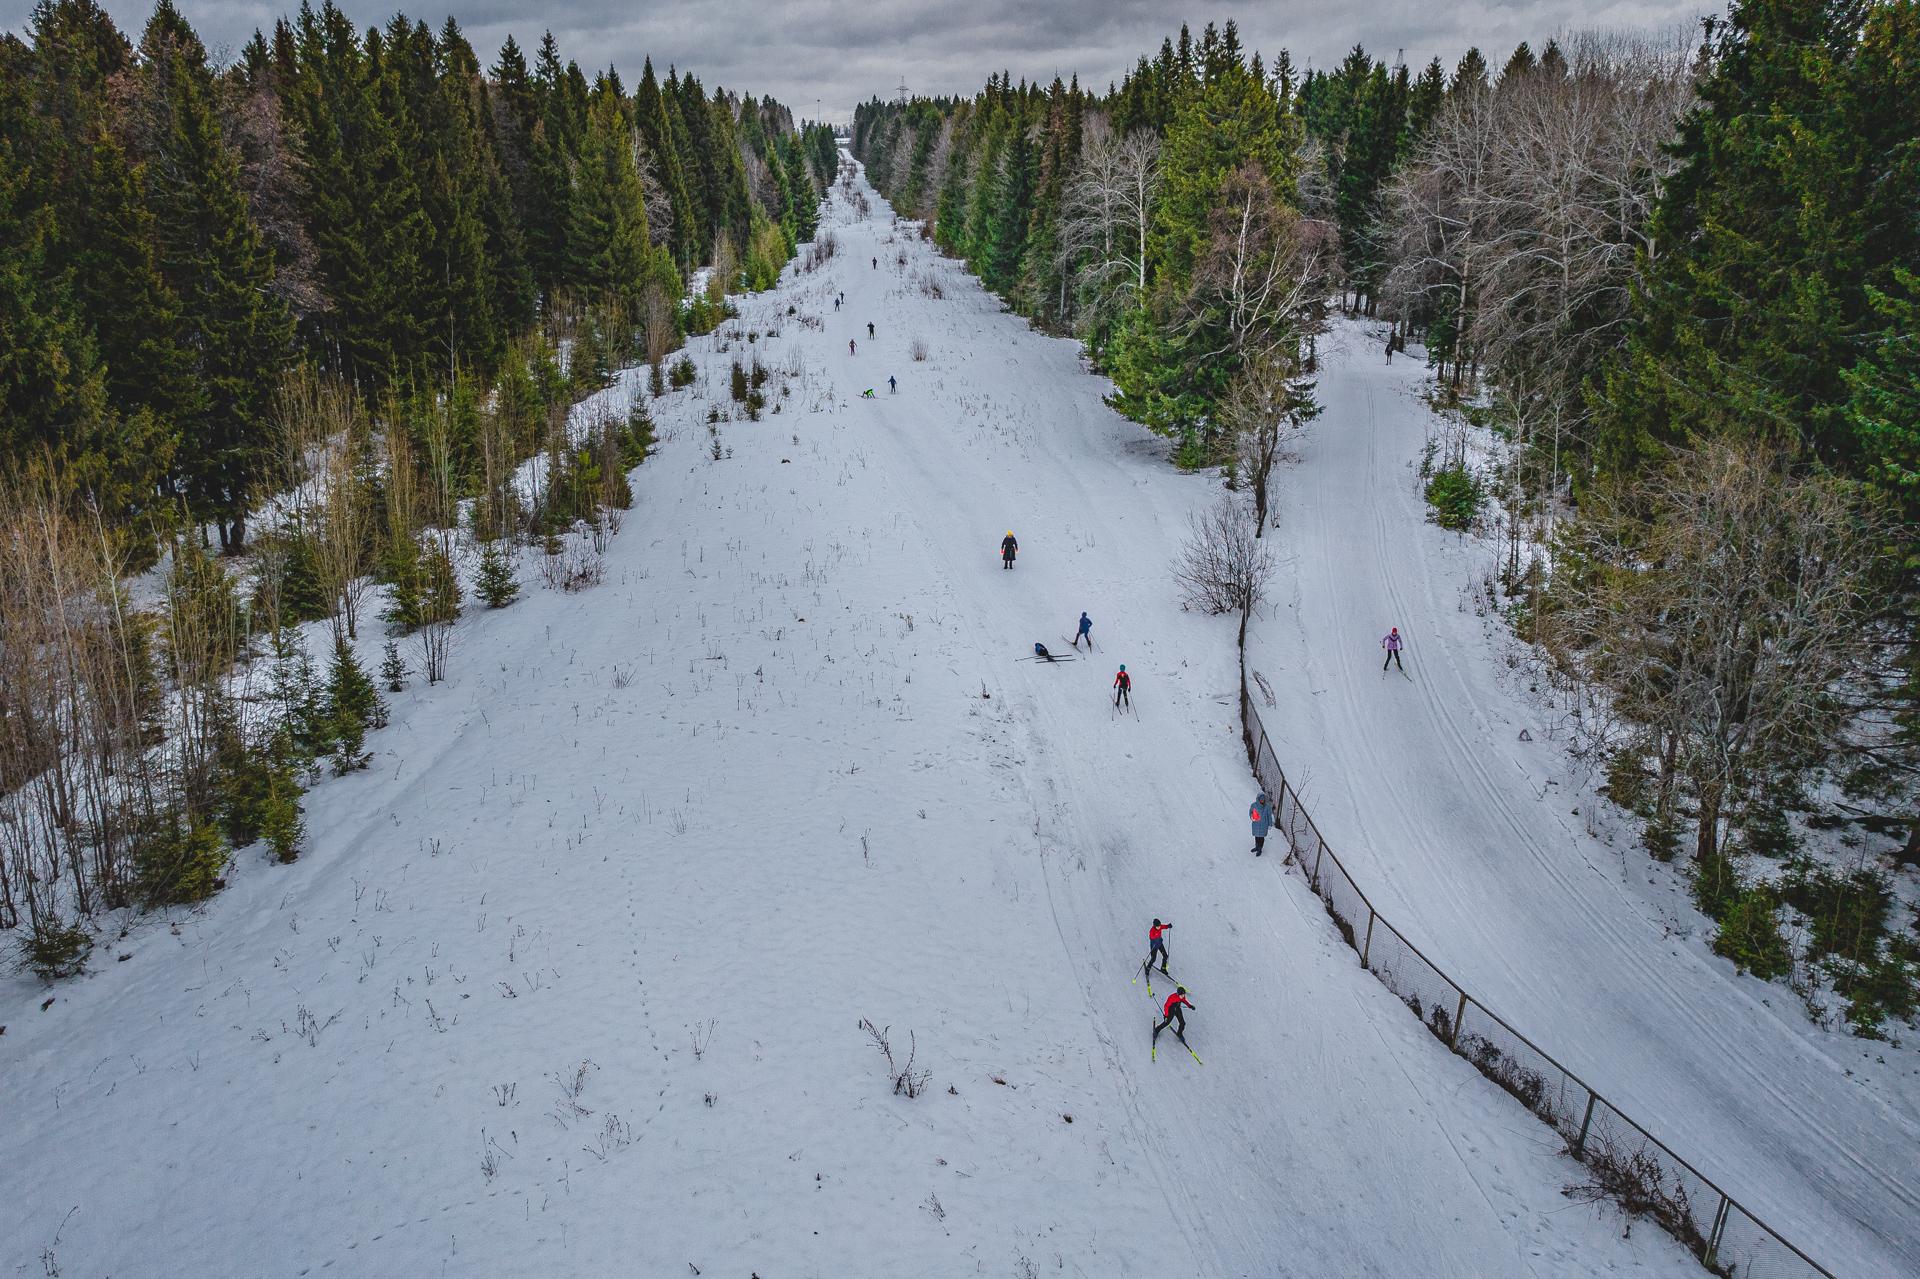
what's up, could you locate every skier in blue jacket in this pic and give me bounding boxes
[1072,612,1092,650]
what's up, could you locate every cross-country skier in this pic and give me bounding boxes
[834,296,841,311]
[1113,665,1132,707]
[861,388,876,399]
[1001,531,1018,569]
[849,339,857,356]
[1381,627,1404,672]
[871,256,877,269]
[1251,790,1272,856]
[867,322,875,339]
[1033,642,1060,662]
[1144,918,1172,977]
[1073,612,1092,649]
[1153,987,1193,1043]
[888,375,896,393]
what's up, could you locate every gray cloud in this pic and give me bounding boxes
[3,0,1716,123]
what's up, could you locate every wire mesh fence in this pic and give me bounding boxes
[1247,709,1832,1279]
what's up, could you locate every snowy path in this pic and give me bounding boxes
[0,165,1697,1277]
[1257,318,1920,1277]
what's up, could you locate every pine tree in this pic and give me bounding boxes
[1593,0,1911,478]
[569,88,669,309]
[381,638,408,691]
[325,636,383,773]
[138,4,293,550]
[475,538,520,607]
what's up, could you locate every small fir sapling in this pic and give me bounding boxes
[381,640,408,691]
[476,540,520,608]
[260,746,306,863]
[326,638,383,773]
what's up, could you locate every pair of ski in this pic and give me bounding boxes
[1111,696,1137,720]
[1019,654,1076,664]
[1062,635,1095,653]
[1151,1025,1203,1065]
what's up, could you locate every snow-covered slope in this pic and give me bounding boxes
[1257,318,1920,1277]
[3,164,1702,1277]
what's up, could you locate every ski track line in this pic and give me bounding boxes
[831,170,1644,1279]
[1293,314,1920,1272]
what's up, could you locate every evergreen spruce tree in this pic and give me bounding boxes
[325,636,382,773]
[381,638,408,691]
[1593,0,1911,478]
[475,538,520,607]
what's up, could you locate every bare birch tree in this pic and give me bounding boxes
[1057,125,1160,329]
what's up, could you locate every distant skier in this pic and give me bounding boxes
[1033,642,1060,662]
[888,375,896,393]
[1001,531,1018,569]
[1153,987,1193,1044]
[1072,611,1092,650]
[1381,627,1404,672]
[867,322,875,339]
[1251,789,1272,856]
[834,296,841,311]
[861,388,876,399]
[1143,918,1172,977]
[871,256,877,269]
[849,338,857,356]
[1112,665,1131,708]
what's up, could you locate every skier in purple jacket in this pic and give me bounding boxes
[1381,627,1404,672]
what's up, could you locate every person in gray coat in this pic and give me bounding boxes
[1251,790,1273,856]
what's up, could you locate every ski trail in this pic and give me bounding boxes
[1265,313,1920,1277]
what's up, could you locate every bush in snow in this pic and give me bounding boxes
[1424,465,1481,531]
[1712,887,1792,980]
[134,817,228,908]
[859,1018,932,1098]
[21,917,93,981]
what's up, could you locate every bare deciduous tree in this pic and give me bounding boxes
[1058,124,1160,329]
[1546,441,1882,862]
[1219,349,1319,537]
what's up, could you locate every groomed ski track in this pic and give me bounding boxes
[1261,320,1920,1277]
[0,161,1704,1277]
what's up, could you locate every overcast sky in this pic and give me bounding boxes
[3,0,1716,123]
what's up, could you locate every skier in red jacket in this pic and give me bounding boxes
[1154,987,1193,1044]
[1142,918,1172,978]
[1112,665,1132,708]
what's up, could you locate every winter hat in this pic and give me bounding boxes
[1175,986,1187,995]
[1118,664,1126,671]
[1152,918,1162,927]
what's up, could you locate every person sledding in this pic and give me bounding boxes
[1142,918,1172,979]
[1112,664,1131,708]
[1000,531,1018,570]
[1071,611,1092,650]
[1381,626,1404,672]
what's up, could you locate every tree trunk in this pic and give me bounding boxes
[1695,783,1722,863]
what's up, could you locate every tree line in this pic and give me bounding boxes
[855,4,1919,1034]
[0,0,834,977]
[2,0,834,557]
